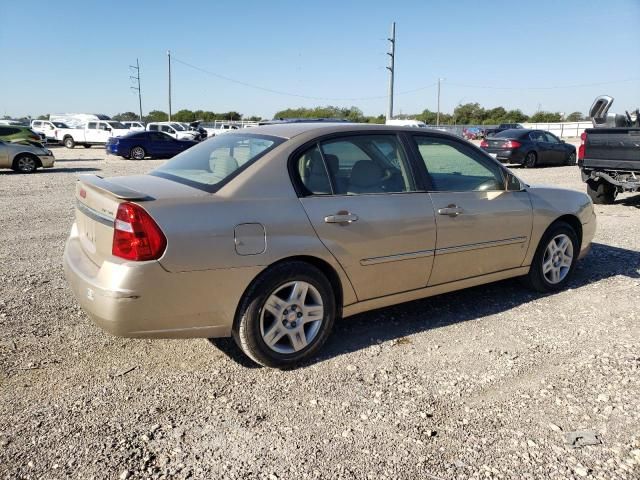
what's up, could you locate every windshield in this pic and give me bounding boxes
[171,123,185,131]
[152,134,283,191]
[107,121,126,129]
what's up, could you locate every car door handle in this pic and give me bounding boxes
[437,205,463,217]
[324,212,359,224]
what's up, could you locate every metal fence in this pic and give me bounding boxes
[432,121,591,139]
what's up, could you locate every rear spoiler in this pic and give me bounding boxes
[78,174,152,200]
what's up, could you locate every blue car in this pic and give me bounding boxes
[106,131,198,160]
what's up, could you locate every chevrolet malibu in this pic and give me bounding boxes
[63,124,596,368]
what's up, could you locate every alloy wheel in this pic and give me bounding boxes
[259,281,324,354]
[542,234,573,284]
[131,147,145,160]
[17,156,36,173]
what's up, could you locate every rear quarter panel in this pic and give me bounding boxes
[142,141,358,305]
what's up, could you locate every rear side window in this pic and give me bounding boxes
[295,135,414,196]
[87,122,97,129]
[413,136,505,192]
[152,134,282,192]
[149,124,158,131]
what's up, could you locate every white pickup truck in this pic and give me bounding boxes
[58,120,130,148]
[31,120,72,143]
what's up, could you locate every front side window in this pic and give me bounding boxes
[152,134,282,191]
[413,136,504,192]
[318,135,413,195]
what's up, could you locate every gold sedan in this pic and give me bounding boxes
[63,124,596,367]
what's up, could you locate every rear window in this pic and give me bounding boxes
[152,134,283,192]
[493,129,526,138]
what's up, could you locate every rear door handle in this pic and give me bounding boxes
[437,204,463,217]
[324,212,359,224]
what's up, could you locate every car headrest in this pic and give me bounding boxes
[209,154,238,180]
[349,160,383,188]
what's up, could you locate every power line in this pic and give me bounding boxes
[445,78,639,91]
[171,56,436,101]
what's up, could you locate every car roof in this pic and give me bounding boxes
[237,122,460,140]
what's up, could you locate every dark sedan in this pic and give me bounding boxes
[106,131,198,160]
[480,129,576,168]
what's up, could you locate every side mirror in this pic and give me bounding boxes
[506,172,524,191]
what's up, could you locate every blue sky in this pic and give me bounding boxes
[1,0,638,119]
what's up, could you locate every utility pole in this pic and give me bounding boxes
[436,78,442,126]
[386,22,396,121]
[129,59,143,122]
[167,50,172,122]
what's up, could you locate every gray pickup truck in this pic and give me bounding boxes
[578,95,640,204]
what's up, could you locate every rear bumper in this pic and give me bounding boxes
[63,223,263,338]
[483,148,525,164]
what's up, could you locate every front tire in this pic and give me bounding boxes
[13,154,38,173]
[523,151,537,168]
[525,221,579,293]
[234,261,336,368]
[130,146,146,160]
[63,136,75,149]
[586,180,616,205]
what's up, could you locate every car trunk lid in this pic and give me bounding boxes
[74,174,206,266]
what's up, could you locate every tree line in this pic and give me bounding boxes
[17,103,586,125]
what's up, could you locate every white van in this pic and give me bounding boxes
[146,122,197,140]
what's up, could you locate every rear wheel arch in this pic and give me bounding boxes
[233,255,344,332]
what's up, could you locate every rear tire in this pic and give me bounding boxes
[586,180,616,205]
[525,221,579,293]
[63,137,75,149]
[565,152,576,166]
[523,151,537,168]
[12,154,38,173]
[130,146,146,160]
[233,261,336,368]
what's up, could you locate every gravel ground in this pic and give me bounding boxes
[1,144,639,480]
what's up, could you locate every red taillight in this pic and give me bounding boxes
[502,140,521,149]
[578,131,587,160]
[112,202,166,261]
[480,140,488,148]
